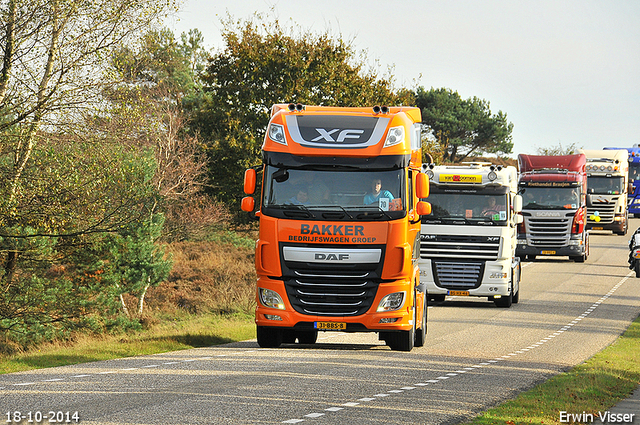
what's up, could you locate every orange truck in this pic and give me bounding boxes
[241,104,431,351]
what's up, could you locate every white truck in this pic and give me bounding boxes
[580,149,629,235]
[419,162,523,307]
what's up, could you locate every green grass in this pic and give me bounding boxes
[464,314,640,425]
[0,313,255,374]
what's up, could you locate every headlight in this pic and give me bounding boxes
[384,126,405,147]
[377,292,405,312]
[268,123,286,145]
[259,288,285,309]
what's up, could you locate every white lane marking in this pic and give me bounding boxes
[280,271,633,424]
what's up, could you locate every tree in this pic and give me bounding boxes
[189,15,410,216]
[536,142,583,156]
[0,0,178,341]
[416,87,514,163]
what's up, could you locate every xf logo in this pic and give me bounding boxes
[312,128,364,142]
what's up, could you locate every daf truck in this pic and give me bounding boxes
[516,154,589,262]
[580,149,629,235]
[241,104,431,351]
[419,162,522,308]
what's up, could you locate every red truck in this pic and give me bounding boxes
[516,154,589,262]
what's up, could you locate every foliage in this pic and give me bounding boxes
[0,0,178,344]
[416,87,514,163]
[189,15,410,218]
[536,142,583,156]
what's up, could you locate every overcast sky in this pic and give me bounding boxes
[167,0,640,157]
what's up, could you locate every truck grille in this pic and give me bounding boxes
[280,245,384,316]
[524,215,571,247]
[432,261,484,290]
[587,203,615,225]
[420,235,500,261]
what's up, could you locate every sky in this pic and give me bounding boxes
[167,0,640,158]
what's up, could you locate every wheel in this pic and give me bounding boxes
[297,330,318,344]
[635,261,640,278]
[512,264,520,304]
[494,283,513,308]
[256,326,283,348]
[387,299,416,352]
[414,291,427,347]
[482,209,500,217]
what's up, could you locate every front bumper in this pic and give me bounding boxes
[255,276,416,332]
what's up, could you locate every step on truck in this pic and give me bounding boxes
[241,104,431,351]
[516,154,589,262]
[419,162,522,307]
[580,149,629,235]
[604,146,640,218]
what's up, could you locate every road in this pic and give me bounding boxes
[2,221,639,425]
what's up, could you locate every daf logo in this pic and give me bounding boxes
[420,235,437,241]
[312,128,365,142]
[315,253,350,261]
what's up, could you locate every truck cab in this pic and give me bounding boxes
[580,149,629,235]
[242,104,430,351]
[419,162,522,307]
[516,154,589,262]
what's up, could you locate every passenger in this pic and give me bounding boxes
[288,188,310,205]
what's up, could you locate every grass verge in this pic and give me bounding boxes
[0,313,255,375]
[464,314,640,425]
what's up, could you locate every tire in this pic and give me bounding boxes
[297,330,318,344]
[635,261,640,278]
[256,326,283,348]
[414,291,427,347]
[512,264,520,304]
[494,283,513,308]
[387,300,416,352]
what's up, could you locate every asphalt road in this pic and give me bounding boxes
[2,220,640,425]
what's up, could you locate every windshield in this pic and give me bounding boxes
[520,186,580,210]
[262,166,405,220]
[586,176,624,194]
[421,190,508,223]
[629,163,640,183]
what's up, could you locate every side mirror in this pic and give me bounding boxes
[241,196,255,212]
[416,172,429,199]
[513,194,523,213]
[417,200,431,216]
[244,169,257,195]
[514,214,524,224]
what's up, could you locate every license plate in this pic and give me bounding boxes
[541,250,556,255]
[315,321,346,330]
[592,227,603,230]
[448,290,469,296]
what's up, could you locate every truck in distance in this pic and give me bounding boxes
[580,149,629,235]
[419,162,523,308]
[605,146,640,218]
[516,154,589,262]
[241,103,431,351]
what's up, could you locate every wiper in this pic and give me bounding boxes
[279,204,315,218]
[355,207,393,220]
